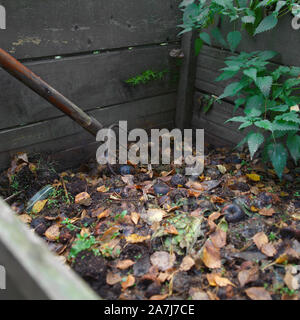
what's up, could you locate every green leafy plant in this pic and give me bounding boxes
[68,233,99,259]
[125,69,169,86]
[217,51,300,178]
[180,0,300,54]
[62,218,81,232]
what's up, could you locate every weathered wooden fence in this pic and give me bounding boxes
[191,15,300,147]
[0,0,181,171]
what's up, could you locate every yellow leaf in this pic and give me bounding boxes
[126,234,150,244]
[97,185,109,193]
[246,173,261,182]
[217,165,227,174]
[202,240,221,269]
[45,224,60,241]
[131,212,140,225]
[32,199,48,213]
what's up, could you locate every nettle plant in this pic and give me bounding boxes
[217,51,300,178]
[179,0,300,178]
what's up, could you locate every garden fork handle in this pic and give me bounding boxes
[0,48,103,137]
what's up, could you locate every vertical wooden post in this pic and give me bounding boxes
[175,31,197,130]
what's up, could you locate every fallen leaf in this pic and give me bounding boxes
[32,199,48,213]
[253,232,268,250]
[18,214,32,224]
[121,175,135,186]
[80,227,90,237]
[245,287,272,300]
[116,259,135,270]
[207,273,235,287]
[238,266,259,287]
[150,251,176,271]
[259,207,275,216]
[179,256,195,271]
[121,275,135,290]
[261,243,277,257]
[164,224,179,235]
[189,288,210,300]
[45,224,60,241]
[100,226,120,243]
[75,192,92,206]
[131,212,140,225]
[126,234,150,244]
[210,228,226,248]
[96,185,109,192]
[284,270,300,291]
[106,271,122,285]
[217,165,227,174]
[97,208,110,220]
[202,239,221,269]
[145,208,165,224]
[246,173,261,182]
[149,294,168,300]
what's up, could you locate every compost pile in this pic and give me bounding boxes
[0,145,300,301]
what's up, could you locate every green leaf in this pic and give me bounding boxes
[247,132,265,159]
[226,116,247,123]
[255,120,273,131]
[245,95,264,117]
[267,142,288,179]
[211,27,228,48]
[199,32,211,45]
[194,38,203,56]
[268,105,289,112]
[219,81,246,100]
[256,76,273,97]
[272,120,299,131]
[254,14,278,35]
[242,15,256,24]
[287,134,300,164]
[227,31,242,52]
[215,70,239,81]
[243,68,257,82]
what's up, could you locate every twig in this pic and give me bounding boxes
[61,177,70,205]
[4,191,22,202]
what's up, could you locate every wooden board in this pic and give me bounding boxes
[0,198,100,300]
[0,93,176,170]
[0,44,179,130]
[0,0,181,59]
[192,91,247,147]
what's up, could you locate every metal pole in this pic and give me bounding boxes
[0,48,103,137]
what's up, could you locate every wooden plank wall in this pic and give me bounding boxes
[0,0,182,171]
[192,14,300,147]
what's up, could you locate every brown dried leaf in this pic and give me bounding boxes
[259,207,275,216]
[189,288,210,300]
[238,266,259,287]
[130,211,140,225]
[253,232,268,250]
[45,224,60,241]
[121,275,135,290]
[150,251,176,272]
[149,294,168,300]
[284,270,300,291]
[164,224,179,235]
[210,228,226,248]
[179,255,195,271]
[96,185,109,192]
[116,259,135,270]
[106,271,122,285]
[17,214,32,224]
[261,243,277,257]
[202,239,221,269]
[245,287,272,300]
[75,192,92,206]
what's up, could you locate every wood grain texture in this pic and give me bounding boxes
[0,198,100,300]
[0,0,181,59]
[0,93,176,170]
[0,44,179,130]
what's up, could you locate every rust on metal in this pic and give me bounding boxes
[0,48,103,137]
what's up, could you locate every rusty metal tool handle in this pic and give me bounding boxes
[0,48,103,137]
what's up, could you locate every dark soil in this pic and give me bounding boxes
[1,146,300,300]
